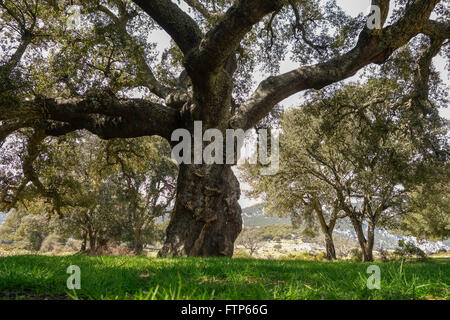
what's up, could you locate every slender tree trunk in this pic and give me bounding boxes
[134,230,144,255]
[349,215,372,262]
[80,232,87,252]
[366,221,376,262]
[324,231,337,260]
[315,205,337,260]
[97,236,108,250]
[88,231,96,253]
[159,164,242,257]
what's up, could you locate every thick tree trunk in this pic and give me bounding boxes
[159,164,242,257]
[324,231,337,260]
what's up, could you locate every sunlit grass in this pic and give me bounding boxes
[0,255,448,300]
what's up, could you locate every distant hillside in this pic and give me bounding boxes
[242,204,290,227]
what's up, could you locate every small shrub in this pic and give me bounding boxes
[314,252,327,262]
[233,249,253,259]
[273,244,282,250]
[63,239,81,252]
[278,250,326,261]
[300,229,318,238]
[378,248,391,262]
[394,240,427,259]
[266,254,274,260]
[0,243,29,257]
[92,244,133,256]
[109,245,134,256]
[348,248,362,262]
[40,234,66,253]
[431,249,449,258]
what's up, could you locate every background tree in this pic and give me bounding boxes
[241,156,345,260]
[0,207,51,251]
[100,137,177,254]
[243,63,448,261]
[398,171,450,241]
[1,0,448,257]
[235,227,263,257]
[1,130,177,253]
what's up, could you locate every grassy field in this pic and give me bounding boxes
[0,255,448,300]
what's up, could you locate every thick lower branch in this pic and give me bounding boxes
[1,95,181,140]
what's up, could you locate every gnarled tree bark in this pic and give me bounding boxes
[159,164,242,257]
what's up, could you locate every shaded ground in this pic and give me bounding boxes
[0,255,448,300]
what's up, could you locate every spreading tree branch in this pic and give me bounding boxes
[230,0,442,130]
[132,0,202,54]
[94,2,176,100]
[186,0,284,79]
[0,95,181,141]
[183,0,213,19]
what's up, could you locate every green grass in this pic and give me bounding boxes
[0,255,448,300]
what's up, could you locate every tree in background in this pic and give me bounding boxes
[1,0,448,257]
[399,171,449,241]
[241,154,345,260]
[99,137,177,254]
[236,228,263,257]
[242,58,448,261]
[0,207,51,251]
[1,130,177,254]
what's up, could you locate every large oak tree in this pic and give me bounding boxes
[0,0,449,257]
